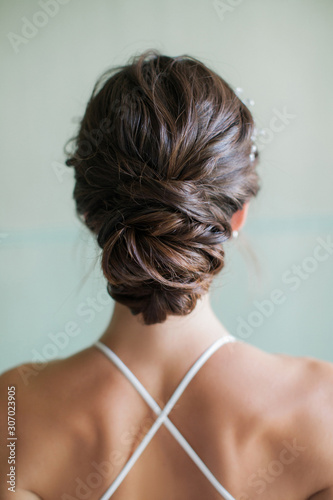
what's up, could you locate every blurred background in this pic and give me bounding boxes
[1,0,332,373]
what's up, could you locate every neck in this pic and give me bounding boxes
[99,292,230,362]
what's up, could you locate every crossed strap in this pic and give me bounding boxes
[95,335,237,500]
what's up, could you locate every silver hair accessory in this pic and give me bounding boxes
[234,87,265,163]
[229,87,264,241]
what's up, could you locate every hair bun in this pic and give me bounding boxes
[99,203,228,325]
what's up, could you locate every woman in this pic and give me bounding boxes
[1,50,332,500]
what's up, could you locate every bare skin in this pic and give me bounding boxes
[1,206,332,499]
[1,293,333,500]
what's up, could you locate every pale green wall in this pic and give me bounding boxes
[1,0,332,373]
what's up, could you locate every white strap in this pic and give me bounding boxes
[95,335,237,500]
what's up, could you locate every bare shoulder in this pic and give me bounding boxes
[184,339,333,497]
[294,353,333,452]
[0,358,63,424]
[207,340,333,496]
[251,345,333,495]
[0,363,43,498]
[289,353,333,497]
[0,348,123,497]
[0,347,112,435]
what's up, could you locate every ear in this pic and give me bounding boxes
[230,202,249,232]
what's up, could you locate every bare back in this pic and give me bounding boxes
[1,337,333,500]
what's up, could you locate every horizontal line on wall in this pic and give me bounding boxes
[0,215,332,247]
[246,214,333,234]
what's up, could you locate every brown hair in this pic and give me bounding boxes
[64,49,260,325]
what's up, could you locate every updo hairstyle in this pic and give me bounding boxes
[65,49,260,325]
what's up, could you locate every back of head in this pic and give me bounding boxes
[65,49,260,325]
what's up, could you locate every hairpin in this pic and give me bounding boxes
[234,87,265,163]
